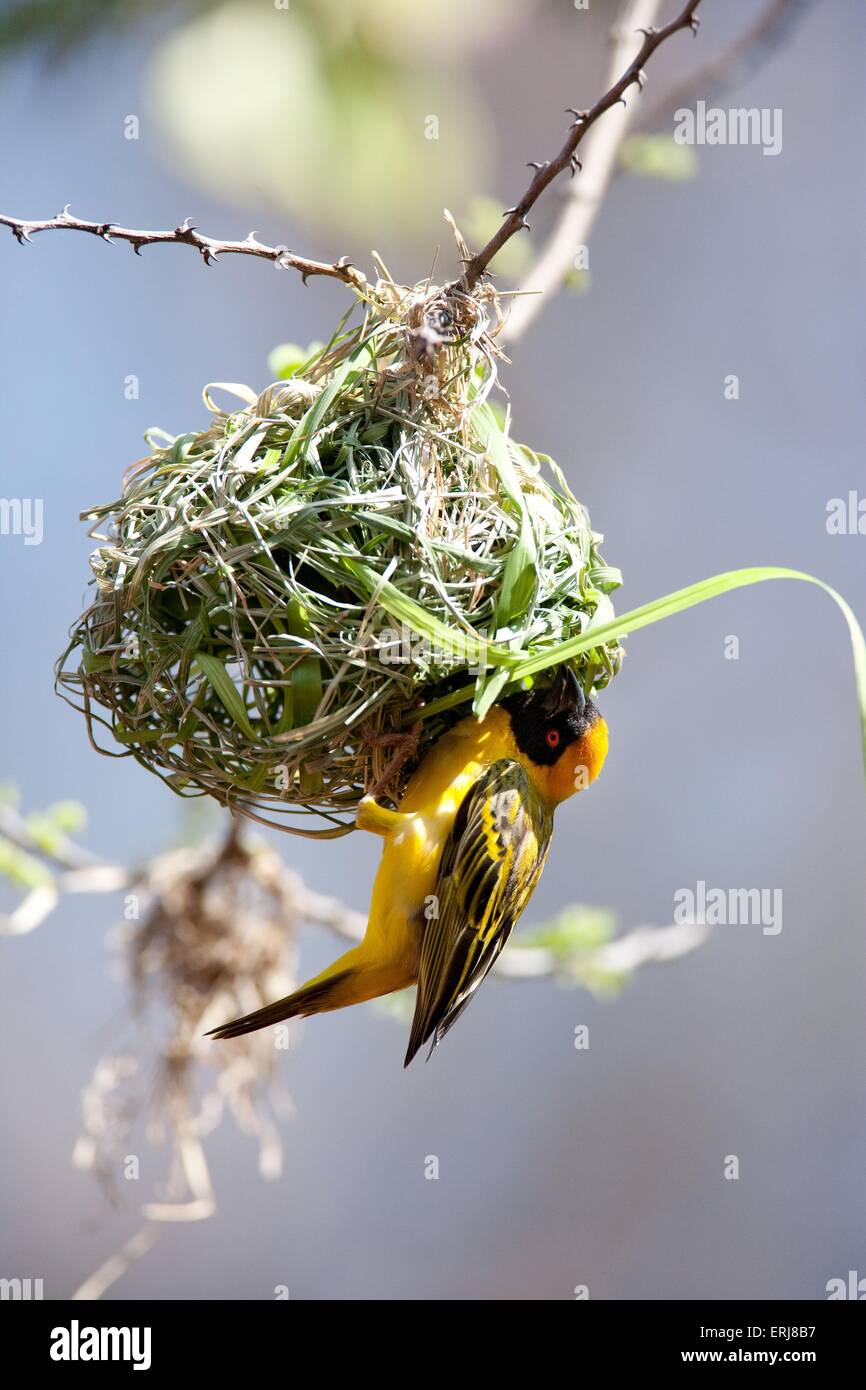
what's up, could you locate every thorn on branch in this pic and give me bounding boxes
[502,209,531,232]
[459,0,705,289]
[0,210,367,288]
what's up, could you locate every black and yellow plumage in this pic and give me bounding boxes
[209,666,609,1065]
[404,757,553,1065]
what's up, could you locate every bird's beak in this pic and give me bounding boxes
[542,664,584,717]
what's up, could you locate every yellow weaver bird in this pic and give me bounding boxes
[209,665,608,1066]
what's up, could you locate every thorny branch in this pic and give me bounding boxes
[0,1,707,303]
[0,208,367,287]
[504,0,806,342]
[0,0,804,332]
[503,0,663,342]
[638,0,809,132]
[461,0,703,288]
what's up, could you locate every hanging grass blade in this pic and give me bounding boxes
[417,567,866,779]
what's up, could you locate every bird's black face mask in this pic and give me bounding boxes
[502,666,600,767]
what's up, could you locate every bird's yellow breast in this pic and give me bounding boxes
[400,705,517,816]
[363,708,517,964]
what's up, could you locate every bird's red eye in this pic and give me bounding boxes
[546,729,560,749]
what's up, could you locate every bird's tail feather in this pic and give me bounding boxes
[207,969,356,1041]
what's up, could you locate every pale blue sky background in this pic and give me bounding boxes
[1,0,864,1299]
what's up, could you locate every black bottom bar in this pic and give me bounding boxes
[3,1298,862,1373]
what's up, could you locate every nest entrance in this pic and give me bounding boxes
[58,275,622,836]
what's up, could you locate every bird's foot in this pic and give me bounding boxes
[362,721,422,801]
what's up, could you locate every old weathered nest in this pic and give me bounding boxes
[57,276,623,836]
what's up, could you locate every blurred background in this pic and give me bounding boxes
[1,0,864,1300]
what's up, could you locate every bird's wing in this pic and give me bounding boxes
[405,759,552,1066]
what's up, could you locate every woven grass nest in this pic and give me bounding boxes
[57,274,624,837]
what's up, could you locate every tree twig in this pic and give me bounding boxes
[461,0,703,289]
[637,0,809,132]
[506,0,809,342]
[503,0,663,343]
[0,801,102,871]
[494,919,710,982]
[71,1225,162,1303]
[0,207,366,287]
